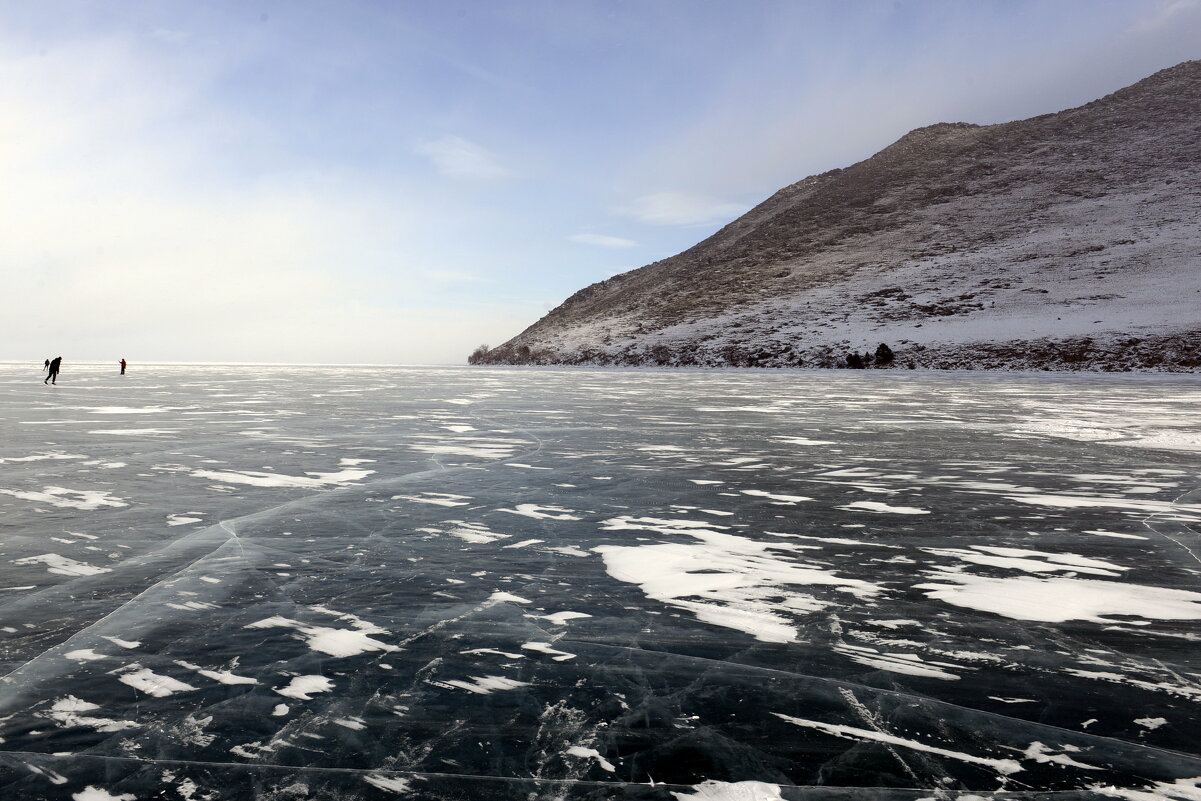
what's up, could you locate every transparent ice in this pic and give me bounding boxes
[0,364,1199,800]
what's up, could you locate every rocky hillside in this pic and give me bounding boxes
[475,61,1201,371]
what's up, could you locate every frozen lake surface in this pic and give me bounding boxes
[0,364,1199,800]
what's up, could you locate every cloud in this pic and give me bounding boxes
[415,135,511,179]
[0,33,521,364]
[419,268,490,285]
[611,5,1201,210]
[567,233,637,248]
[615,192,749,226]
[1130,0,1201,32]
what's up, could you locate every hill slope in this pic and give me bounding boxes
[477,61,1201,371]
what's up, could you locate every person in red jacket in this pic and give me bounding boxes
[120,358,127,375]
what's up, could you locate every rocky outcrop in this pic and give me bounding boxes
[476,61,1201,371]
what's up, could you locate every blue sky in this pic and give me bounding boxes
[2,0,1198,363]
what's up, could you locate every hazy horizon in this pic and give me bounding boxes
[3,1,1199,364]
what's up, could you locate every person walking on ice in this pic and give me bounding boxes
[45,356,62,385]
[119,358,126,375]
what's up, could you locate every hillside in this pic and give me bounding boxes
[475,61,1201,371]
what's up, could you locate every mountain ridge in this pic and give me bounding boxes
[476,60,1201,371]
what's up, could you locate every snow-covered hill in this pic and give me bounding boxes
[476,61,1201,371]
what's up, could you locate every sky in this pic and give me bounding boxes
[1,0,1198,364]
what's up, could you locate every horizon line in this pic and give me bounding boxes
[0,360,463,368]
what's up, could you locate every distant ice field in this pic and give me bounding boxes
[0,363,1199,800]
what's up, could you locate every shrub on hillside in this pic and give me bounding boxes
[649,345,672,365]
[467,344,490,365]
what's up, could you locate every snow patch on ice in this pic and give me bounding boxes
[838,501,929,515]
[925,546,1128,577]
[1063,669,1201,700]
[115,665,197,697]
[42,696,139,733]
[1016,422,1127,442]
[1023,741,1101,770]
[393,492,471,507]
[522,641,576,661]
[245,615,397,657]
[64,649,109,661]
[82,405,176,414]
[0,452,86,464]
[916,572,1201,623]
[774,436,836,446]
[489,591,532,604]
[274,675,334,700]
[671,780,785,801]
[24,763,68,785]
[462,648,526,659]
[545,545,591,558]
[0,487,126,509]
[1117,432,1201,453]
[595,517,880,643]
[72,787,136,801]
[436,520,508,544]
[1005,493,1201,518]
[565,745,616,772]
[832,643,960,680]
[408,436,525,459]
[503,538,544,549]
[1088,777,1201,800]
[772,712,1022,774]
[364,775,412,794]
[189,465,373,488]
[498,504,581,520]
[540,611,592,625]
[13,554,111,577]
[443,675,530,694]
[101,636,140,649]
[741,489,814,504]
[1084,529,1149,540]
[175,660,259,685]
[166,600,221,612]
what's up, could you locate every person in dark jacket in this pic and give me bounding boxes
[45,356,62,385]
[119,358,126,375]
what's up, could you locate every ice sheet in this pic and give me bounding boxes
[0,364,1199,800]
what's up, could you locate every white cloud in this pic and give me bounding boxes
[615,191,749,226]
[612,7,1201,209]
[419,268,490,284]
[567,233,637,248]
[415,135,511,180]
[1130,0,1201,32]
[0,35,519,364]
